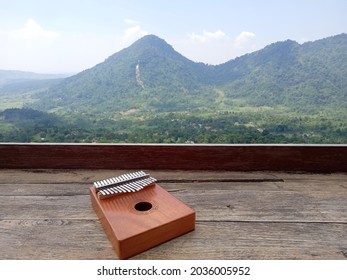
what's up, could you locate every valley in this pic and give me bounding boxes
[0,34,346,144]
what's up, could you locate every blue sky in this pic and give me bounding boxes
[0,0,346,73]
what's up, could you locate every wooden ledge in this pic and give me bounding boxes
[0,143,346,172]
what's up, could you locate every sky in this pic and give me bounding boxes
[0,0,346,74]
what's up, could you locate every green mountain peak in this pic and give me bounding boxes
[30,33,347,115]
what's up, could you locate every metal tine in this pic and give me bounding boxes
[129,172,139,179]
[102,179,109,186]
[134,180,144,190]
[119,174,126,181]
[117,183,132,192]
[118,184,130,192]
[95,176,117,189]
[96,181,103,187]
[120,184,136,193]
[130,178,153,191]
[112,183,139,195]
[94,170,150,189]
[131,171,147,180]
[131,180,146,191]
[109,187,119,194]
[106,189,113,195]
[95,171,156,198]
[117,185,130,193]
[104,177,152,195]
[119,174,129,184]
[108,178,116,184]
[110,177,121,186]
[123,174,132,183]
[110,186,122,193]
[123,183,136,192]
[125,181,138,190]
[106,190,113,195]
[97,181,104,187]
[107,189,115,194]
[113,176,122,183]
[103,189,109,195]
[141,178,152,186]
[129,181,143,191]
[142,177,156,185]
[100,189,111,197]
[124,173,134,180]
[134,171,144,179]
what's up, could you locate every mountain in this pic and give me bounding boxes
[0,70,70,96]
[32,35,212,114]
[215,35,347,108]
[30,33,347,116]
[0,70,68,86]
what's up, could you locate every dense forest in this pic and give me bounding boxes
[0,107,345,143]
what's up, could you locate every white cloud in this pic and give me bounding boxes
[121,18,149,43]
[189,30,227,43]
[124,18,140,25]
[122,25,149,43]
[175,30,258,65]
[11,18,59,40]
[0,19,65,72]
[0,17,150,73]
[234,31,256,47]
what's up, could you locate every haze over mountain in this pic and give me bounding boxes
[29,33,347,116]
[0,70,68,86]
[0,70,70,96]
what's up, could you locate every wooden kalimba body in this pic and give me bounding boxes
[90,171,195,259]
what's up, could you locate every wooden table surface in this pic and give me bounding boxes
[0,169,346,260]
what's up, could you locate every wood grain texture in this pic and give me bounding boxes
[1,143,346,172]
[0,220,346,260]
[134,221,347,260]
[0,219,115,259]
[0,169,282,184]
[1,181,346,222]
[0,169,346,259]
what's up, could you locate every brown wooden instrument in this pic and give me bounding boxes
[90,171,195,259]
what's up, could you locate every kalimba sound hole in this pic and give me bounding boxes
[134,201,152,211]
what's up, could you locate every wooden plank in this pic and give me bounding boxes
[172,183,347,223]
[0,219,115,259]
[1,177,346,196]
[0,195,94,220]
[1,169,346,260]
[0,169,282,184]
[0,219,346,259]
[0,168,346,185]
[1,144,346,172]
[134,221,347,260]
[1,182,346,222]
[0,184,88,196]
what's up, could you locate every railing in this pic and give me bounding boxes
[1,143,346,172]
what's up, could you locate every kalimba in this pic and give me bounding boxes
[90,171,196,259]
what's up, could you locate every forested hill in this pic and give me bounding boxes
[1,34,346,143]
[31,35,213,114]
[30,33,347,116]
[214,34,347,110]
